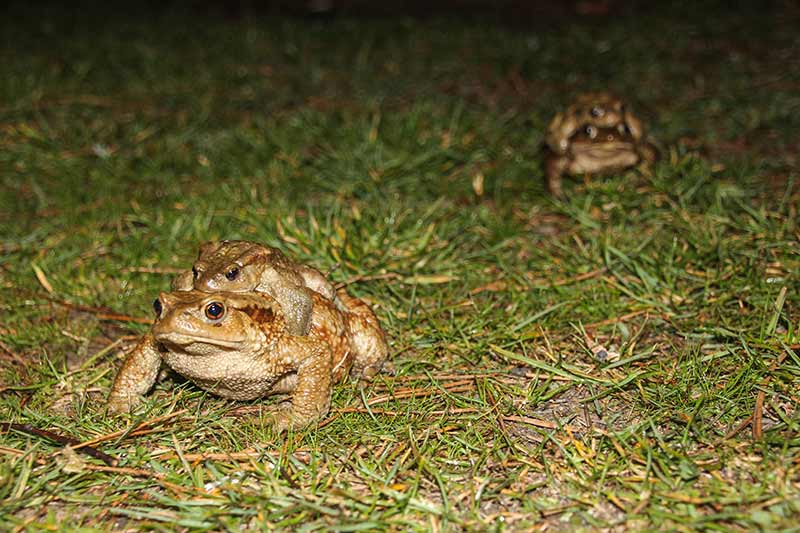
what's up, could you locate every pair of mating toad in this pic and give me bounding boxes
[107,240,388,431]
[543,92,658,197]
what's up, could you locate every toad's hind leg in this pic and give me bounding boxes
[270,336,333,431]
[337,290,389,380]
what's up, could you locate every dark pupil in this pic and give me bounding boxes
[153,298,162,317]
[225,268,240,281]
[206,302,224,319]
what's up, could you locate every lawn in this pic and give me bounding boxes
[1,1,799,529]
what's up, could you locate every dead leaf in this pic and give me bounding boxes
[403,274,457,285]
[32,263,54,294]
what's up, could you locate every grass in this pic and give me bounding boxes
[1,0,799,529]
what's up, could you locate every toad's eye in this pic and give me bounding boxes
[584,125,598,138]
[225,267,240,281]
[619,123,632,135]
[153,298,163,317]
[205,302,225,320]
[192,267,199,279]
[590,106,604,118]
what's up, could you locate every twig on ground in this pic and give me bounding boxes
[724,414,754,440]
[0,422,118,466]
[753,392,764,440]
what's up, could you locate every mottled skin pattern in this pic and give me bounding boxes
[107,284,389,428]
[107,290,358,430]
[172,240,336,336]
[544,92,657,197]
[335,289,388,379]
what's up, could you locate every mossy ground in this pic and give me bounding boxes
[1,1,798,530]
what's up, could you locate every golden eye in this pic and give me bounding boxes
[205,302,225,320]
[225,267,240,281]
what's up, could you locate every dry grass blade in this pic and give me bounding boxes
[48,297,154,324]
[365,379,476,406]
[528,267,608,288]
[159,450,312,464]
[120,266,184,275]
[73,409,188,450]
[31,263,55,294]
[501,415,578,433]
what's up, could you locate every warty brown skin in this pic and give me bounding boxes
[107,285,389,429]
[544,92,657,197]
[334,289,388,379]
[106,290,356,430]
[172,240,336,336]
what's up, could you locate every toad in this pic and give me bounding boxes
[173,240,387,380]
[172,240,337,337]
[544,92,657,197]
[107,287,387,429]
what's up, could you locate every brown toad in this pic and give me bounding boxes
[172,240,336,337]
[173,239,387,379]
[106,288,382,430]
[544,92,657,197]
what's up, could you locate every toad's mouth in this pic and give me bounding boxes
[154,332,246,351]
[570,142,640,165]
[571,141,635,154]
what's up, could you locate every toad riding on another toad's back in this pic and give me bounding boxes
[107,240,389,431]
